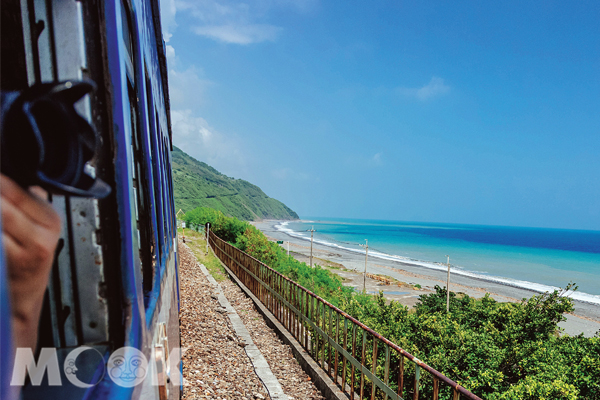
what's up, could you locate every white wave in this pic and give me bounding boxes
[272,222,600,306]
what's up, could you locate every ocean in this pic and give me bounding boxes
[275,218,600,305]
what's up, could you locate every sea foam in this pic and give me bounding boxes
[274,221,600,306]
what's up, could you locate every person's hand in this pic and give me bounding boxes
[1,174,61,350]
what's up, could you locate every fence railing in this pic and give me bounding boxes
[208,231,482,400]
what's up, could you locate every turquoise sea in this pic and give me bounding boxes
[276,218,600,304]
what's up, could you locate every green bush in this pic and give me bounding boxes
[192,207,599,399]
[183,206,249,243]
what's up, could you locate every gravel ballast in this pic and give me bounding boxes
[179,239,326,400]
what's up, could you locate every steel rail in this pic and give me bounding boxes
[209,231,482,400]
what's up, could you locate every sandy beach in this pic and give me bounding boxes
[253,220,600,338]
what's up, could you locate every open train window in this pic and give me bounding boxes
[164,139,176,237]
[160,136,170,240]
[120,1,134,64]
[145,70,164,260]
[121,0,155,306]
[162,129,172,247]
[158,116,169,244]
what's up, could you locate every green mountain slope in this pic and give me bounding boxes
[171,146,299,221]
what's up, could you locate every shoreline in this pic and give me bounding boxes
[276,221,600,306]
[253,220,600,338]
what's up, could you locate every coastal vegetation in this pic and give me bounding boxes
[184,207,600,399]
[171,146,299,220]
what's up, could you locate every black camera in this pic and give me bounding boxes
[0,80,110,198]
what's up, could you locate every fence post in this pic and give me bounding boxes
[351,324,357,400]
[371,338,379,400]
[383,345,390,400]
[328,307,333,377]
[360,330,367,399]
[413,365,420,400]
[398,355,404,398]
[334,312,340,385]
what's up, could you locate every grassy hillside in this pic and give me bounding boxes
[171,146,299,221]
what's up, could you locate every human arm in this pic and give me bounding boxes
[0,174,61,350]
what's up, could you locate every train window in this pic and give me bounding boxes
[145,71,164,260]
[120,0,134,62]
[121,0,155,307]
[161,139,171,240]
[127,85,155,302]
[162,135,170,239]
[165,140,176,233]
[158,116,169,244]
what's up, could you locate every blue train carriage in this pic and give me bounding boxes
[0,0,181,399]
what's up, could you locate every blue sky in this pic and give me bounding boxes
[159,0,600,230]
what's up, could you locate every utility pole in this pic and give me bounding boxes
[360,239,369,293]
[308,226,316,268]
[287,241,290,256]
[206,223,210,255]
[446,255,450,313]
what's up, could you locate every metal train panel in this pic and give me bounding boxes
[0,0,181,399]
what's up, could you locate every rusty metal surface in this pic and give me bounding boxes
[209,231,482,400]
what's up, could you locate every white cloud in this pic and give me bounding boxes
[166,0,316,45]
[416,77,450,100]
[278,0,319,13]
[397,77,450,101]
[175,0,255,21]
[164,43,246,176]
[168,64,212,109]
[159,0,177,42]
[193,23,282,44]
[165,44,176,62]
[160,0,318,44]
[372,152,383,166]
[171,110,248,174]
[158,1,319,179]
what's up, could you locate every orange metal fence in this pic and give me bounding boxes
[209,231,482,400]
